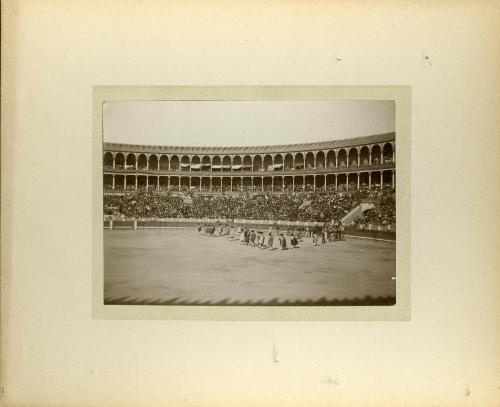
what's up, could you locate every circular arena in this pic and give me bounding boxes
[103,133,396,306]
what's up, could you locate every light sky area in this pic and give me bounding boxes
[103,100,395,147]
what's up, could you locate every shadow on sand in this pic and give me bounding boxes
[104,295,396,306]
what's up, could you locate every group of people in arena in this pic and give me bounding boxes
[103,188,395,227]
[195,221,345,250]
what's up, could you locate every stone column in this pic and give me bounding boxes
[357,173,360,190]
[112,175,115,190]
[368,172,371,189]
[135,176,138,190]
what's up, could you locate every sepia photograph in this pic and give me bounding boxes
[102,99,397,307]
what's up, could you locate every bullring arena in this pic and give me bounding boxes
[103,133,396,306]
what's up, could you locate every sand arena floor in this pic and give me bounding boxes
[104,228,396,306]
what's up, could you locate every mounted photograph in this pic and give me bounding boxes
[100,97,398,308]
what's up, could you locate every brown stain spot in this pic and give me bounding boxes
[465,387,471,397]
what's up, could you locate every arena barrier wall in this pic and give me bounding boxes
[104,218,395,240]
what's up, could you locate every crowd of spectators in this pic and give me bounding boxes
[104,188,395,226]
[353,190,396,228]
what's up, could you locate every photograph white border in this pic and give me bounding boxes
[92,86,411,320]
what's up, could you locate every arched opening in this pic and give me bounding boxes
[170,176,179,190]
[124,175,134,189]
[212,177,221,191]
[180,176,190,190]
[148,155,158,170]
[252,177,262,191]
[273,176,283,192]
[137,175,147,189]
[326,174,335,191]
[348,148,358,166]
[202,156,211,171]
[103,152,113,168]
[337,174,347,191]
[326,150,335,168]
[170,155,179,171]
[242,177,252,189]
[316,174,325,190]
[103,174,113,189]
[294,153,304,170]
[138,154,147,170]
[232,177,241,191]
[371,171,381,188]
[347,173,358,190]
[243,156,252,171]
[159,155,169,171]
[126,154,136,169]
[360,146,370,166]
[360,172,369,190]
[115,175,124,190]
[222,177,231,192]
[371,145,381,165]
[305,152,315,169]
[316,151,325,169]
[191,156,201,171]
[383,170,393,188]
[180,156,190,171]
[191,177,200,190]
[263,177,272,192]
[294,176,304,191]
[284,154,293,171]
[383,143,394,163]
[201,177,210,191]
[305,175,314,191]
[212,156,221,171]
[337,149,347,167]
[273,154,283,171]
[114,153,124,169]
[253,155,262,171]
[159,176,168,190]
[148,176,158,190]
[284,176,293,191]
[222,156,231,172]
[263,155,273,171]
[232,156,242,171]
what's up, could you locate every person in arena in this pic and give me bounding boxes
[250,230,256,246]
[239,229,245,244]
[312,232,319,246]
[267,232,274,249]
[290,233,299,248]
[279,233,287,250]
[258,232,265,249]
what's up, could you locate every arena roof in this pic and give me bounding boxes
[104,132,395,155]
